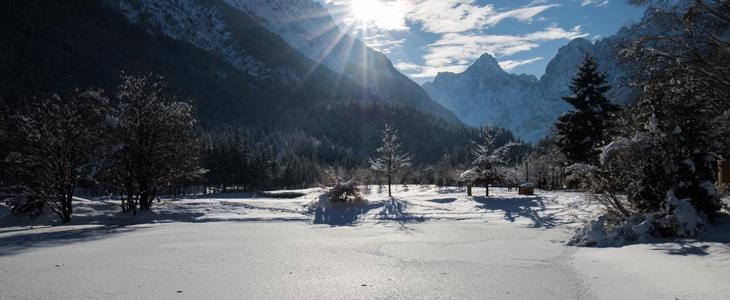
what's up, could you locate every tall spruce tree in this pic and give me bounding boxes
[555,52,619,164]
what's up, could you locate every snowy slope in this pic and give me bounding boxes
[222,0,386,78]
[108,0,268,77]
[105,0,461,124]
[423,9,667,143]
[223,0,461,124]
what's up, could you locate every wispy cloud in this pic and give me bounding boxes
[404,0,560,34]
[580,0,609,7]
[362,35,405,54]
[394,62,423,71]
[499,57,544,72]
[406,25,587,77]
[325,0,592,80]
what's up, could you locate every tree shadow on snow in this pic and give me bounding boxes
[0,224,144,257]
[650,242,711,256]
[648,216,730,255]
[427,198,457,204]
[375,197,425,227]
[310,194,382,226]
[473,195,559,228]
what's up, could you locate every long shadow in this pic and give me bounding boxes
[376,197,426,226]
[311,203,382,226]
[650,242,711,256]
[310,193,383,226]
[473,195,558,228]
[0,225,143,257]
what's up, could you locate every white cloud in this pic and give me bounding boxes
[498,57,544,72]
[409,65,469,78]
[580,0,610,7]
[394,62,422,71]
[404,0,560,34]
[362,35,405,53]
[414,25,587,78]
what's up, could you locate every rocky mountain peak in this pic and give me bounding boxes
[423,8,664,143]
[468,53,505,74]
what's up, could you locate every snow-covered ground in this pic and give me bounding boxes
[1,186,728,299]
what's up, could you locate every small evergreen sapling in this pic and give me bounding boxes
[369,124,412,196]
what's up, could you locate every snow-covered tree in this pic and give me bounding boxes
[460,125,521,196]
[4,90,110,222]
[555,52,620,164]
[625,0,730,117]
[610,1,727,222]
[102,74,203,213]
[369,124,412,196]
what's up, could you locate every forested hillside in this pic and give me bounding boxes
[0,0,524,193]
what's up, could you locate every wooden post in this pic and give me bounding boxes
[467,184,472,196]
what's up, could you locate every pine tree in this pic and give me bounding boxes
[369,124,412,196]
[555,52,620,164]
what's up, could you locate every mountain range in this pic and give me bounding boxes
[0,0,490,166]
[1,0,665,150]
[423,9,667,143]
[104,0,461,124]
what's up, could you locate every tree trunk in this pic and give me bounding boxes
[139,182,151,211]
[388,176,392,196]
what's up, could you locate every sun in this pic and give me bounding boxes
[350,0,383,22]
[348,0,407,31]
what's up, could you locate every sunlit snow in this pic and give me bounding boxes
[1,186,728,299]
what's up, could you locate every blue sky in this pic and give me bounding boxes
[317,0,646,85]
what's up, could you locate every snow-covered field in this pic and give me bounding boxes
[1,186,729,299]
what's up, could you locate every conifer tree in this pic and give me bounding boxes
[369,124,412,196]
[555,52,619,164]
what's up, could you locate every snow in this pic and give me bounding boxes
[599,137,627,165]
[1,186,729,299]
[682,158,696,172]
[423,9,665,143]
[108,0,267,76]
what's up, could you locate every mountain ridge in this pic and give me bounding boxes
[422,9,664,143]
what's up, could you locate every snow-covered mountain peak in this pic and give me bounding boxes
[467,53,505,74]
[423,8,666,143]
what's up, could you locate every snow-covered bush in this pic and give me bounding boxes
[327,177,365,203]
[568,191,711,247]
[4,195,47,219]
